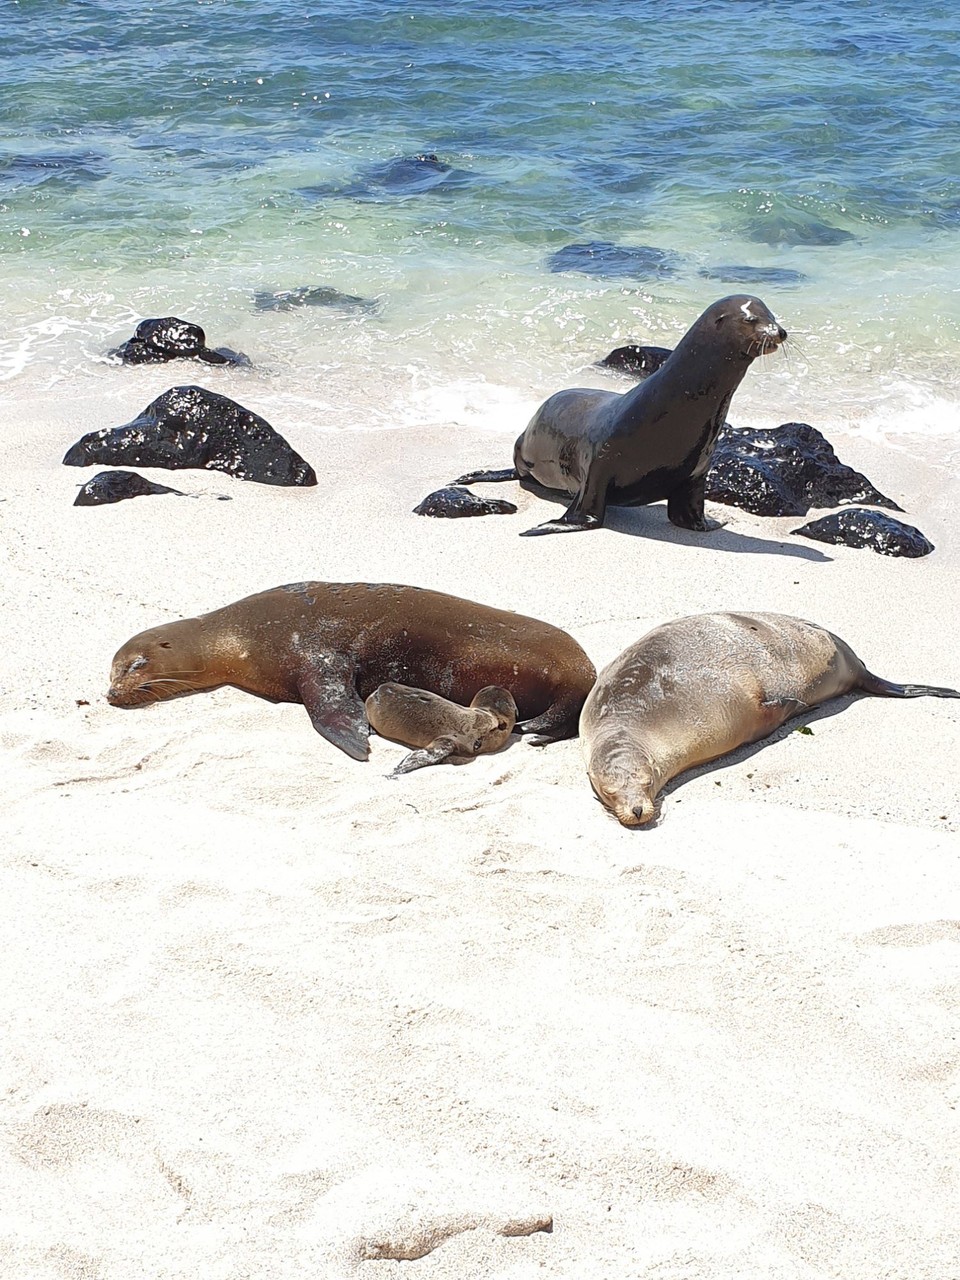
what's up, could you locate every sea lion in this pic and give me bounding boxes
[580,611,960,826]
[107,582,595,759]
[365,682,518,774]
[455,295,786,536]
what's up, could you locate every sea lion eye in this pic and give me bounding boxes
[128,656,147,672]
[159,641,172,649]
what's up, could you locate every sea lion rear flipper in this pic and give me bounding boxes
[297,656,370,760]
[857,671,960,699]
[452,467,518,485]
[389,735,461,776]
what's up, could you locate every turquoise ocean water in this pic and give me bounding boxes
[2,0,959,451]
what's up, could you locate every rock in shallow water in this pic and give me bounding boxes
[596,344,673,378]
[792,509,934,557]
[414,486,517,518]
[705,421,902,517]
[63,385,317,487]
[109,316,249,366]
[547,241,681,280]
[252,285,380,314]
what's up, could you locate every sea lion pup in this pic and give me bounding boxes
[580,611,960,827]
[455,295,786,536]
[365,682,518,775]
[107,582,595,760]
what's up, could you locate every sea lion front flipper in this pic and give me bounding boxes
[666,473,721,532]
[297,655,370,760]
[760,695,809,724]
[389,735,461,776]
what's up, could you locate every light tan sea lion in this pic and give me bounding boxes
[580,611,960,826]
[107,582,595,760]
[365,682,518,774]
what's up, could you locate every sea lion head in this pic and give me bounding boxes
[469,685,519,732]
[107,619,213,707]
[585,738,659,827]
[704,294,787,358]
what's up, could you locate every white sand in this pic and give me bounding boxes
[2,377,959,1279]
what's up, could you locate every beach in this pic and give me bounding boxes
[2,364,959,1277]
[4,0,960,1273]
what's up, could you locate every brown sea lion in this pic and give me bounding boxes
[455,295,786,536]
[580,611,960,826]
[107,582,595,760]
[365,682,517,774]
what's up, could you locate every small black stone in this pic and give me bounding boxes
[63,385,317,487]
[596,345,673,379]
[791,509,934,558]
[705,422,902,517]
[110,316,249,366]
[414,486,518,518]
[74,470,185,506]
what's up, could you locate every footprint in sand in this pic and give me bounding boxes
[857,920,960,947]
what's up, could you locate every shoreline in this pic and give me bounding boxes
[3,381,959,1276]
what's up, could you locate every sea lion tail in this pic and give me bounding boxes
[451,467,518,485]
[859,670,960,699]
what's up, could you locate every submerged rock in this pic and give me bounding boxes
[698,265,808,285]
[253,285,380,314]
[743,213,855,247]
[596,344,673,379]
[63,385,317,487]
[792,509,934,557]
[414,486,517,518]
[301,153,474,201]
[74,470,185,506]
[110,316,249,366]
[546,241,682,280]
[705,422,902,517]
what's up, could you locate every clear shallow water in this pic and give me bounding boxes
[3,0,960,450]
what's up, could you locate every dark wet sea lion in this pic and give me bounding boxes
[107,582,596,759]
[365,682,517,774]
[580,611,960,827]
[455,295,786,536]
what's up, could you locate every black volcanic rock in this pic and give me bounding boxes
[546,241,682,281]
[63,386,317,487]
[74,470,185,506]
[414,486,517,518]
[792,509,934,557]
[596,344,673,379]
[705,422,902,518]
[110,316,249,366]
